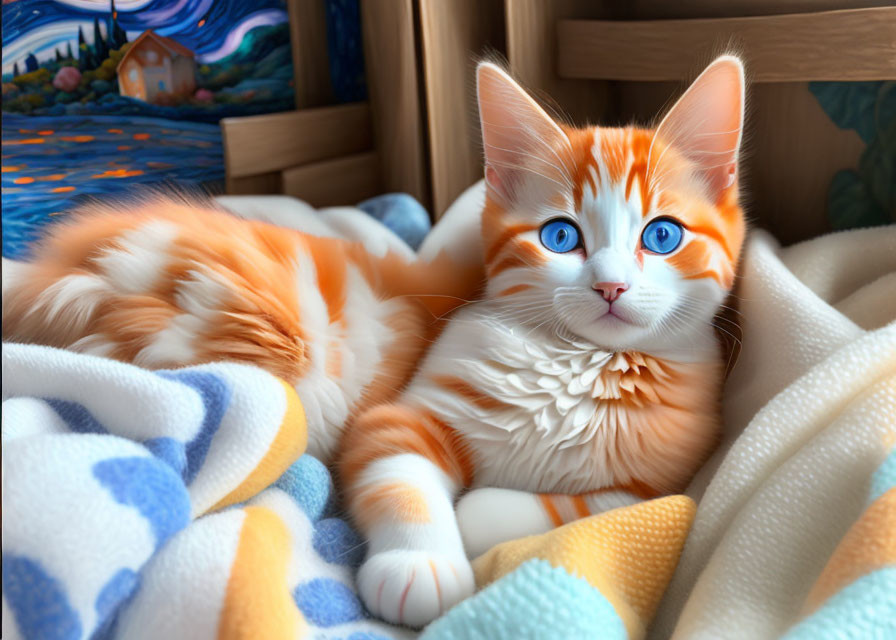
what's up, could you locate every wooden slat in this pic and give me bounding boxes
[287,0,333,108]
[281,152,381,207]
[558,7,896,82]
[419,0,506,217]
[505,0,611,126]
[221,103,373,178]
[611,0,896,20]
[225,172,282,196]
[361,0,429,208]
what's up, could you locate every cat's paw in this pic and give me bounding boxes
[357,549,474,627]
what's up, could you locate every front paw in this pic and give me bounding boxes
[357,549,474,627]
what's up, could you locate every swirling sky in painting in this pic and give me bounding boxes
[2,0,288,75]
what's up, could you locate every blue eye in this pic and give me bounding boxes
[539,220,581,253]
[641,219,683,254]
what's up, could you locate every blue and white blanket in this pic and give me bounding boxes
[1,342,410,640]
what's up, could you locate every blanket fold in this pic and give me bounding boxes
[424,495,695,640]
[1,343,410,640]
[651,226,896,639]
[782,447,896,639]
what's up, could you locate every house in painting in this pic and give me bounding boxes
[116,30,196,103]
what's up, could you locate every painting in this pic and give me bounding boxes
[2,0,364,259]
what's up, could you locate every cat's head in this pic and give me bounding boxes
[477,56,746,358]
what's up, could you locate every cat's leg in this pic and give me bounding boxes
[457,487,643,558]
[353,454,472,627]
[340,404,474,628]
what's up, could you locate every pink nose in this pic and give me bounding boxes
[593,281,628,302]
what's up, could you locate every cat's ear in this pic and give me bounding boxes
[477,62,569,205]
[655,55,745,201]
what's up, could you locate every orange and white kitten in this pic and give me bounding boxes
[1,196,482,460]
[339,56,746,626]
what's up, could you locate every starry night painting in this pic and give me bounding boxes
[1,0,311,258]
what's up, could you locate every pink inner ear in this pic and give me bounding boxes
[476,63,570,206]
[484,164,508,203]
[653,57,744,201]
[724,164,736,188]
[485,164,501,191]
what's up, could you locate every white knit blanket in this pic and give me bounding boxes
[650,226,896,639]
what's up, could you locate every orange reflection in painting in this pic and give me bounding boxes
[92,168,145,179]
[59,135,95,143]
[3,138,46,146]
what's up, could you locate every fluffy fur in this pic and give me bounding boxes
[339,56,747,627]
[2,196,482,460]
[3,55,748,630]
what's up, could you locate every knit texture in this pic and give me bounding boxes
[652,227,896,639]
[422,559,626,640]
[474,496,695,639]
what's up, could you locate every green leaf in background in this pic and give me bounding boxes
[810,81,896,231]
[809,81,881,144]
[858,114,896,221]
[827,170,889,231]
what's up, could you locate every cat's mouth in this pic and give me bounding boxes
[597,306,639,327]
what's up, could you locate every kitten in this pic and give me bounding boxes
[1,196,482,461]
[339,56,746,627]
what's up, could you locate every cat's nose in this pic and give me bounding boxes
[593,281,628,302]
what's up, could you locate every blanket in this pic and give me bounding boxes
[1,342,410,640]
[4,221,894,640]
[650,226,896,639]
[2,339,690,640]
[424,496,696,640]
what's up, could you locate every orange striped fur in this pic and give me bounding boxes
[340,404,474,489]
[4,54,749,629]
[2,195,484,461]
[339,58,747,627]
[354,482,432,531]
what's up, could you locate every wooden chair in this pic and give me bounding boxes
[220,0,428,209]
[222,0,895,244]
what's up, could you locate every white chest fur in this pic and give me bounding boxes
[408,303,718,494]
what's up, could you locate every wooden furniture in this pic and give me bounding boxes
[222,0,895,244]
[221,0,429,208]
[544,3,895,244]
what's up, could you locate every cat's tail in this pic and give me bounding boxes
[2,256,110,348]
